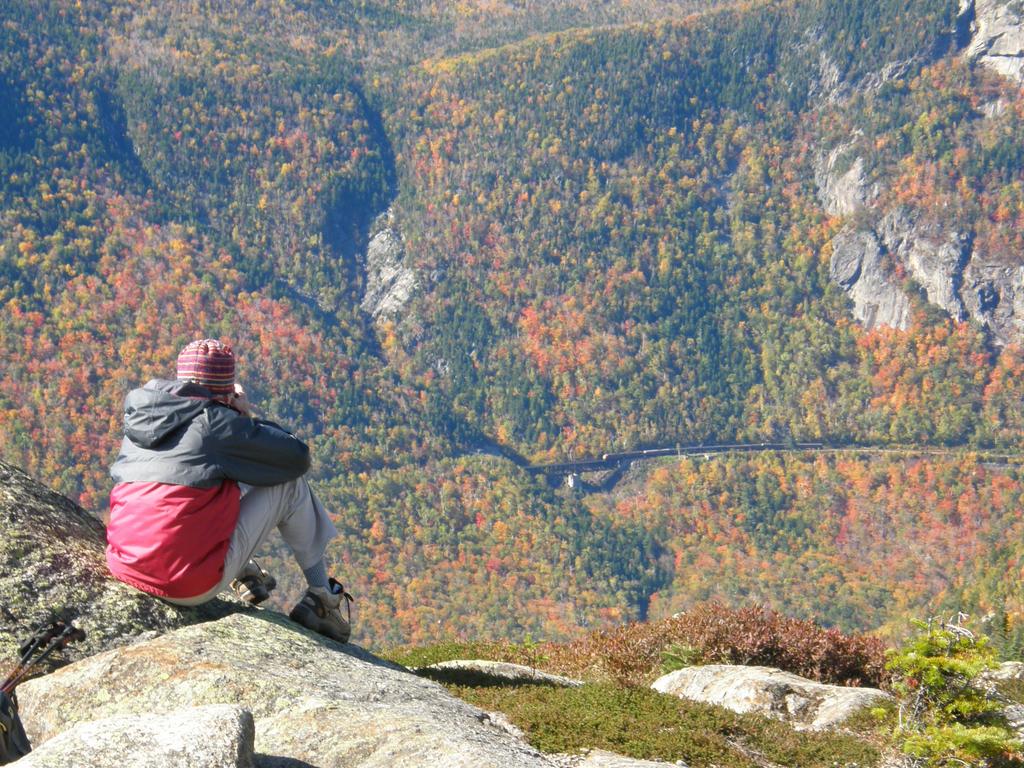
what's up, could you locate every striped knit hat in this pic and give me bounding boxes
[176,339,235,395]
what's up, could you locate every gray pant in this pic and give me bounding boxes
[166,477,338,606]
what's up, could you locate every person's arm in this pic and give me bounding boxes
[204,403,311,487]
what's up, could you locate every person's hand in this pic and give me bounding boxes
[231,383,254,417]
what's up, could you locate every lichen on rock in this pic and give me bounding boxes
[11,704,255,768]
[0,460,240,672]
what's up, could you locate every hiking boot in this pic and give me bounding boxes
[288,578,353,643]
[230,559,277,605]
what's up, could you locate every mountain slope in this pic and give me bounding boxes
[3,0,1024,644]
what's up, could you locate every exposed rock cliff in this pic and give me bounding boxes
[815,143,973,336]
[877,208,971,323]
[966,0,1024,82]
[817,1,1024,343]
[828,227,912,331]
[814,144,877,218]
[822,191,1024,343]
[815,145,913,332]
[361,207,416,320]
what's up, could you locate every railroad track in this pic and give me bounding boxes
[525,442,1024,477]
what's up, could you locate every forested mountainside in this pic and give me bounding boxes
[3,0,1024,647]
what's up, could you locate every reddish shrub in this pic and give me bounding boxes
[529,602,889,688]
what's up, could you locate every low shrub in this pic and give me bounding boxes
[385,602,890,688]
[541,602,889,687]
[452,681,881,768]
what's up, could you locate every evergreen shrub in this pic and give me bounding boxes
[887,616,1023,767]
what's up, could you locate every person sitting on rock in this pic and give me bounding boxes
[105,338,352,642]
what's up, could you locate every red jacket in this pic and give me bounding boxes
[107,480,240,599]
[106,380,310,599]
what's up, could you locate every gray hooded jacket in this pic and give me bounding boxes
[110,379,310,488]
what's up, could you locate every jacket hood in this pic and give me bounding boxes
[123,379,217,449]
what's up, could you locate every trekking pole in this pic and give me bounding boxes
[10,622,64,672]
[3,622,85,693]
[0,626,58,695]
[1,621,85,695]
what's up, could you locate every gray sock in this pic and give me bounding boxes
[302,560,329,590]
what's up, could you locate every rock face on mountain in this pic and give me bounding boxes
[823,192,1024,344]
[815,145,878,218]
[816,1,1024,343]
[829,228,913,331]
[651,665,892,731]
[967,0,1024,82]
[815,145,913,333]
[361,207,416,320]
[824,190,1024,342]
[16,611,558,768]
[877,208,972,323]
[0,460,235,669]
